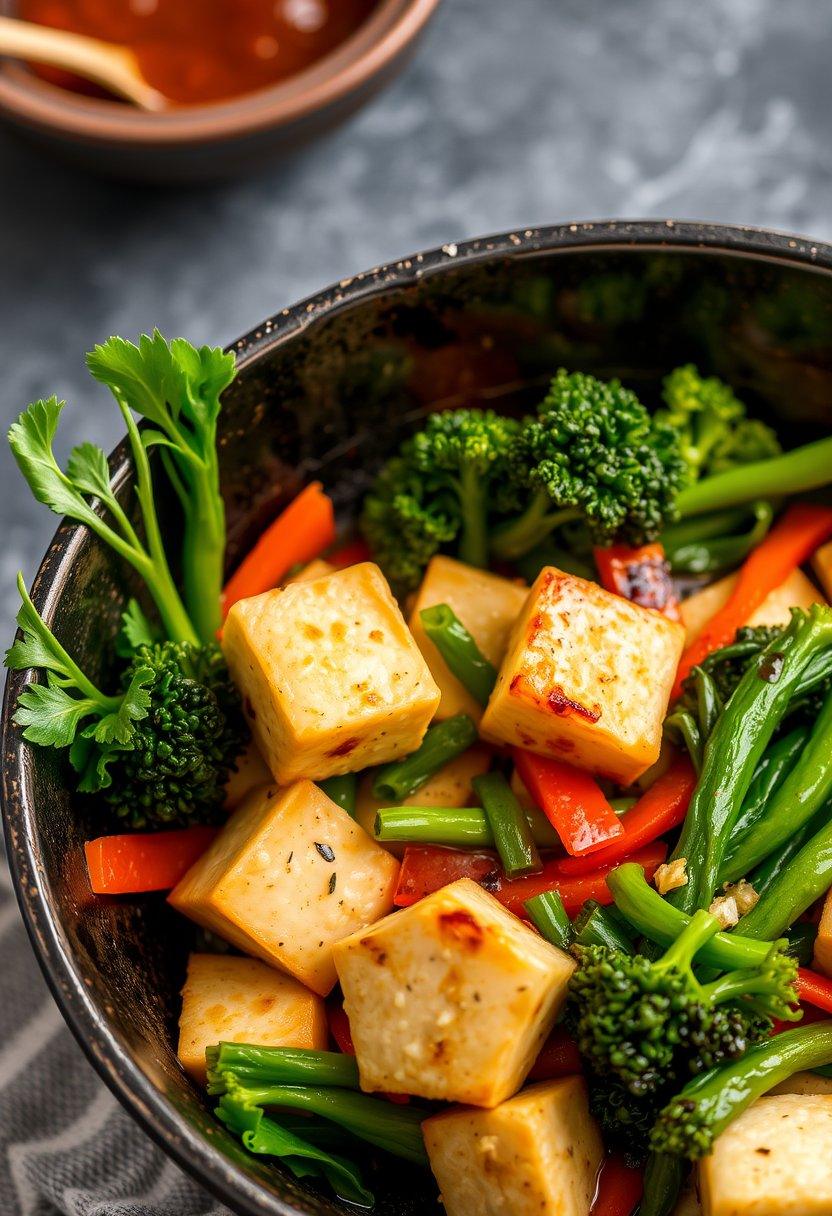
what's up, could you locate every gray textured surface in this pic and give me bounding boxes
[0,0,831,1211]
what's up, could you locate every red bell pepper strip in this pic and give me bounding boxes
[555,755,696,877]
[85,826,217,895]
[393,841,667,918]
[672,502,832,699]
[594,542,680,621]
[327,537,372,568]
[591,1155,644,1216]
[797,968,832,1015]
[221,482,336,618]
[512,748,623,857]
[527,1026,583,1082]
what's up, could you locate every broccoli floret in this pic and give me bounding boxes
[658,364,781,485]
[699,623,832,717]
[568,908,796,1099]
[650,1022,832,1161]
[102,641,247,829]
[490,369,686,560]
[361,409,520,592]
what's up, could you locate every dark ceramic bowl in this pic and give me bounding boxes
[0,0,440,182]
[4,219,832,1216]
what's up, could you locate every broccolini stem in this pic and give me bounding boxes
[318,773,358,817]
[668,606,832,913]
[181,470,225,644]
[737,815,832,940]
[373,803,559,849]
[720,686,832,884]
[749,804,829,898]
[652,1023,832,1160]
[663,500,773,576]
[419,604,498,706]
[228,1084,428,1165]
[473,770,541,878]
[720,725,809,878]
[676,434,832,519]
[457,462,490,568]
[206,1045,359,1095]
[489,489,581,561]
[607,864,773,972]
[372,714,478,801]
[656,909,721,973]
[524,891,573,950]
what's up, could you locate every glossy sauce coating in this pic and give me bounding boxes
[19,0,378,105]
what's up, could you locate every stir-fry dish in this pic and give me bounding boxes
[10,333,832,1216]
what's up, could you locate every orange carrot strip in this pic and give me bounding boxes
[221,482,336,617]
[84,826,217,895]
[672,503,832,699]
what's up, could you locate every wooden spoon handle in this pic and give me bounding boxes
[0,15,166,110]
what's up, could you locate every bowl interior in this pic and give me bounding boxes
[6,227,832,1216]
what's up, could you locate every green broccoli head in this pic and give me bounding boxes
[567,910,781,1099]
[492,369,686,559]
[658,364,781,485]
[361,409,520,592]
[697,622,832,719]
[103,641,247,829]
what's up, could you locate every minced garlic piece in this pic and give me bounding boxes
[654,858,688,895]
[710,879,760,929]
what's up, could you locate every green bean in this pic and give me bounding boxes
[317,773,358,817]
[524,891,573,950]
[373,803,559,849]
[738,816,832,940]
[573,900,636,954]
[473,771,541,877]
[419,604,497,706]
[372,714,478,801]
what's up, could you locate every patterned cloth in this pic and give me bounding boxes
[0,856,231,1216]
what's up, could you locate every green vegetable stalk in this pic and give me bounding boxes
[737,815,832,940]
[676,433,832,519]
[373,802,559,849]
[372,714,478,801]
[318,773,358,817]
[668,605,832,913]
[472,770,541,877]
[419,604,497,706]
[206,1044,359,1094]
[524,891,573,950]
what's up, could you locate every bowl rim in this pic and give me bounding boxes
[0,0,440,145]
[4,217,832,1216]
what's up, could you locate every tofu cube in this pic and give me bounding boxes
[480,567,685,785]
[223,563,440,785]
[681,567,825,646]
[813,885,832,977]
[223,739,272,810]
[409,556,528,721]
[813,542,832,601]
[333,878,574,1106]
[169,781,399,996]
[177,953,326,1085]
[354,743,493,856]
[284,558,335,584]
[699,1094,832,1216]
[770,1071,832,1097]
[423,1077,603,1216]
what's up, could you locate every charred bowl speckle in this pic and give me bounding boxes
[4,219,832,1214]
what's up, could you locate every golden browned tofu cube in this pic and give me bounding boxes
[813,886,832,977]
[223,562,440,785]
[699,1094,832,1216]
[409,556,528,721]
[333,878,574,1106]
[423,1077,603,1216]
[177,953,327,1085]
[480,567,685,785]
[681,568,825,646]
[354,743,493,856]
[284,558,335,584]
[169,781,399,997]
[223,739,272,810]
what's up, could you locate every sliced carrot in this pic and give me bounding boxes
[221,482,336,617]
[672,503,832,699]
[84,825,217,895]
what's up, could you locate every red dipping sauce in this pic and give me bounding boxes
[19,0,379,105]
